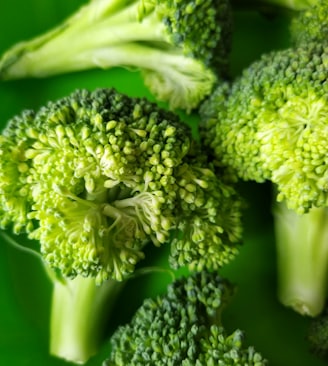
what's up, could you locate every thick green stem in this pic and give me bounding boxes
[50,275,124,364]
[274,201,328,317]
[0,1,165,79]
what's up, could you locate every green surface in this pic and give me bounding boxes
[0,1,326,365]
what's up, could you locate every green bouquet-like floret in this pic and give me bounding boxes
[201,42,328,214]
[1,88,243,283]
[104,271,267,365]
[0,88,243,363]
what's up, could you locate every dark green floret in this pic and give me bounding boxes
[290,0,328,45]
[104,271,267,366]
[0,88,243,363]
[307,304,328,362]
[0,0,233,111]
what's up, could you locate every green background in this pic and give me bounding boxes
[0,1,326,365]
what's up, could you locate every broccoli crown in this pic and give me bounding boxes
[200,41,328,213]
[0,0,232,111]
[290,0,328,46]
[0,88,243,283]
[104,271,267,366]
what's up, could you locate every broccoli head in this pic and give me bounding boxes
[104,270,267,365]
[1,88,243,283]
[0,88,243,362]
[201,41,328,214]
[0,0,233,111]
[200,37,328,317]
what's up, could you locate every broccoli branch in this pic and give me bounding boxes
[50,275,124,364]
[274,200,328,316]
[0,0,218,110]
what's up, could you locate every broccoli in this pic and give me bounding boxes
[307,303,328,362]
[0,0,233,112]
[199,2,328,317]
[0,87,243,363]
[289,0,328,45]
[103,270,267,365]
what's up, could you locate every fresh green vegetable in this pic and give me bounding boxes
[307,304,328,362]
[0,87,243,363]
[290,0,328,45]
[0,0,233,112]
[103,270,267,366]
[200,0,328,317]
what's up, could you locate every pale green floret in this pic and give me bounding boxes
[171,156,243,271]
[0,0,233,111]
[0,137,33,233]
[104,271,267,366]
[201,42,328,214]
[0,88,243,363]
[1,88,193,282]
[200,40,328,317]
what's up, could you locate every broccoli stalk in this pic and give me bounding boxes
[274,202,328,316]
[0,88,243,363]
[0,0,232,111]
[50,275,123,364]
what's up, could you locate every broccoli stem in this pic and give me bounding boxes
[0,2,167,79]
[50,275,124,364]
[274,201,328,317]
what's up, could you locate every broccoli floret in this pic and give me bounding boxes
[201,42,328,213]
[103,270,267,365]
[290,0,328,45]
[0,88,243,363]
[307,304,328,362]
[200,37,328,317]
[0,0,233,112]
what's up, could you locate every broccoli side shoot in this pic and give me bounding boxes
[200,39,328,316]
[307,304,328,362]
[0,0,233,111]
[0,88,243,363]
[290,0,328,46]
[200,42,328,213]
[103,271,267,365]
